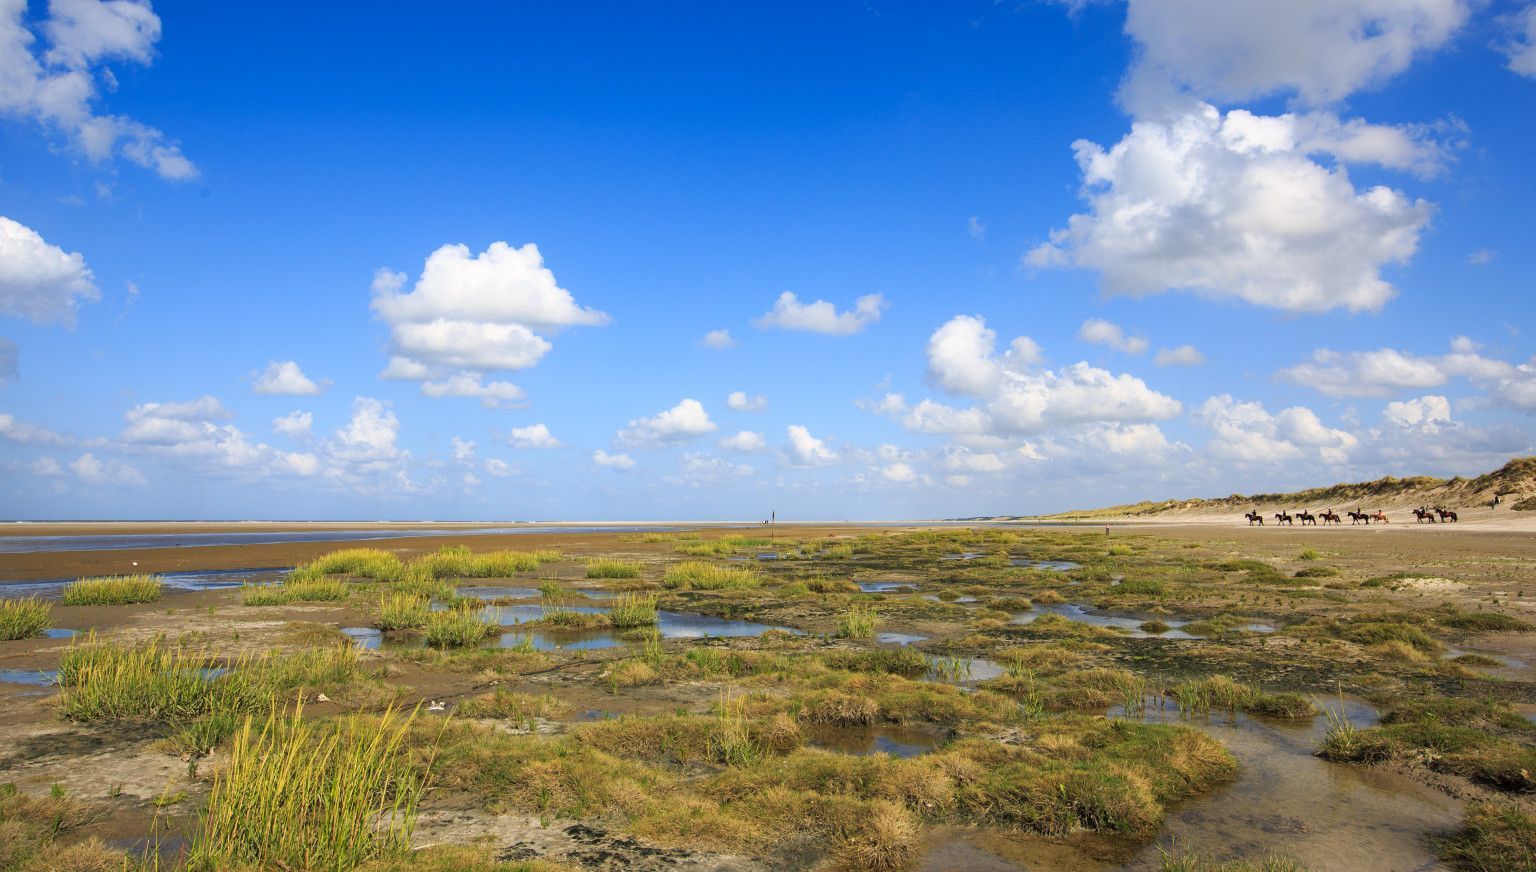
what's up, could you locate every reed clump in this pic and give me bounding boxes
[586,559,643,579]
[661,561,760,590]
[0,597,51,641]
[608,593,659,628]
[422,605,497,647]
[836,604,880,639]
[185,703,427,871]
[376,593,429,631]
[60,574,162,606]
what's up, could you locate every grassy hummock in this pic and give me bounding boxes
[60,574,163,606]
[0,597,51,641]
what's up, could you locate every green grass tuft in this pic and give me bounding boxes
[586,559,642,579]
[662,561,761,590]
[185,704,428,871]
[61,574,162,606]
[0,597,52,641]
[423,605,498,647]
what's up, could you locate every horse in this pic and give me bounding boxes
[1245,511,1264,526]
[1436,507,1458,523]
[1274,511,1293,526]
[1413,507,1436,523]
[1348,509,1370,525]
[1371,510,1389,524]
[1297,510,1317,526]
[1320,510,1342,526]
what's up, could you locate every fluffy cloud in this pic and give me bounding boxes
[272,410,312,438]
[1276,339,1527,402]
[70,451,143,485]
[0,216,99,325]
[1027,104,1432,314]
[1372,394,1530,469]
[120,395,320,478]
[451,437,476,462]
[785,424,838,465]
[326,397,403,468]
[968,216,986,240]
[0,411,71,444]
[1078,318,1148,355]
[484,458,513,477]
[251,360,326,396]
[0,0,196,179]
[719,430,767,453]
[701,329,736,350]
[507,423,560,449]
[752,292,885,335]
[726,390,766,412]
[593,449,634,470]
[371,241,606,401]
[1154,345,1205,367]
[1117,0,1469,107]
[903,316,1181,438]
[1193,395,1358,464]
[879,461,918,483]
[925,314,1041,396]
[1499,5,1536,77]
[419,373,525,408]
[617,398,716,447]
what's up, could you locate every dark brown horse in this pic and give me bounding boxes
[1348,509,1370,525]
[1436,507,1458,523]
[1245,511,1264,526]
[1320,510,1342,525]
[1297,510,1317,526]
[1274,511,1293,525]
[1413,507,1436,523]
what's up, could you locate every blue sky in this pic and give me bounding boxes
[1,0,1534,520]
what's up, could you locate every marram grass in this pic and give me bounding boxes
[376,593,430,630]
[412,545,561,580]
[0,597,51,641]
[836,603,880,639]
[661,561,760,590]
[57,635,361,726]
[585,558,642,579]
[186,703,429,872]
[61,574,163,606]
[423,604,498,647]
[607,593,659,628]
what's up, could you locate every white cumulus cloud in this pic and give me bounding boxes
[1193,394,1359,465]
[593,449,634,470]
[272,410,312,438]
[0,0,196,179]
[617,398,717,447]
[719,430,767,453]
[507,423,561,449]
[1154,345,1205,367]
[1078,319,1148,355]
[252,360,326,396]
[1027,104,1432,314]
[1117,0,1470,108]
[726,390,766,412]
[701,329,736,349]
[371,241,606,402]
[1503,6,1536,77]
[419,373,525,408]
[785,424,839,465]
[0,216,99,325]
[752,291,885,335]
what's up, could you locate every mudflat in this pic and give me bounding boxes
[1,521,1531,870]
